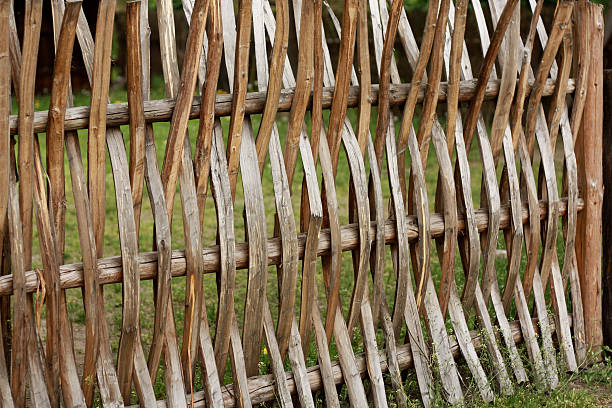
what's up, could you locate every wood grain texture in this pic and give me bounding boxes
[0,3,12,405]
[141,316,570,408]
[87,0,116,258]
[575,1,604,355]
[126,1,146,237]
[46,0,81,264]
[10,78,573,135]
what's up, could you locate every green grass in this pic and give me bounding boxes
[23,82,610,406]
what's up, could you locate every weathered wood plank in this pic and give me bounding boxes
[139,317,569,408]
[0,2,12,405]
[126,1,146,236]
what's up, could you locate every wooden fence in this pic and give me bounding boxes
[0,0,604,406]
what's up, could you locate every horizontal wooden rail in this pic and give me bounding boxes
[131,316,569,408]
[0,197,581,296]
[9,78,574,135]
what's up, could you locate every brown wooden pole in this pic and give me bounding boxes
[602,69,612,351]
[576,1,604,357]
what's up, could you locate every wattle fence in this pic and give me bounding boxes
[0,0,605,406]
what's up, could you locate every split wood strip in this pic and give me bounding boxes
[10,4,56,406]
[394,0,494,398]
[448,0,528,385]
[526,0,587,365]
[46,0,81,263]
[193,0,223,223]
[365,3,411,405]
[87,0,116,258]
[260,2,331,400]
[8,154,51,408]
[299,2,369,404]
[157,1,218,402]
[521,0,577,372]
[487,0,558,387]
[378,2,464,403]
[225,0,252,196]
[442,1,515,393]
[18,0,43,271]
[0,2,12,405]
[323,7,388,406]
[138,2,187,404]
[135,316,569,408]
[381,3,466,399]
[183,0,234,389]
[38,3,82,405]
[261,0,302,362]
[320,8,391,407]
[220,0,270,385]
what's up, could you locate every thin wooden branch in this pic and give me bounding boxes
[0,198,582,297]
[9,78,573,136]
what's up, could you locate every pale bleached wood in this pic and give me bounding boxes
[8,155,50,407]
[523,0,577,372]
[140,315,570,408]
[261,0,325,385]
[262,304,293,408]
[139,3,187,403]
[46,0,81,264]
[327,5,387,405]
[183,1,233,387]
[66,134,122,407]
[453,0,529,385]
[0,2,12,405]
[220,0,269,379]
[193,0,223,223]
[485,0,553,380]
[160,0,208,222]
[254,0,288,174]
[320,9,388,406]
[157,1,212,395]
[208,124,238,385]
[225,0,252,196]
[526,0,585,366]
[17,0,42,272]
[363,7,434,400]
[252,0,299,362]
[442,3,515,392]
[377,1,463,402]
[107,98,156,406]
[143,129,188,407]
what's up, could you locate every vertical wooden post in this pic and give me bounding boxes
[604,69,612,351]
[576,1,604,356]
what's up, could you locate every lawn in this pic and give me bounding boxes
[22,80,611,406]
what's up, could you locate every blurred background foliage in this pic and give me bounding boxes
[9,0,612,94]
